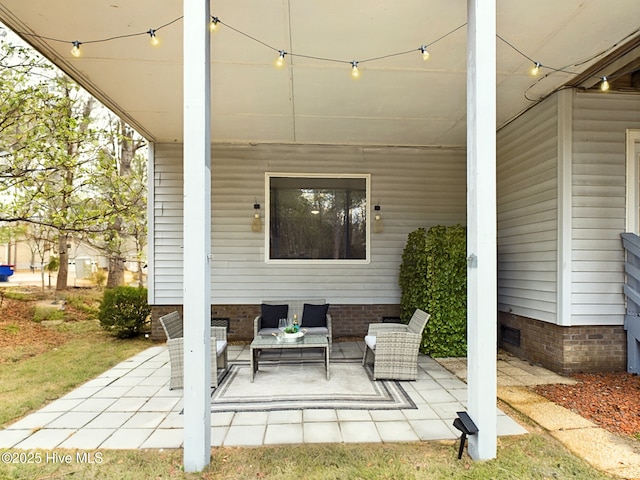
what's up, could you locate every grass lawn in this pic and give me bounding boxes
[0,287,618,479]
[0,320,150,427]
[0,436,617,479]
[0,288,151,428]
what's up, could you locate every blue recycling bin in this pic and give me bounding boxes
[0,265,14,282]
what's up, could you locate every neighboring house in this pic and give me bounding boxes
[0,235,108,271]
[0,233,143,280]
[0,2,638,375]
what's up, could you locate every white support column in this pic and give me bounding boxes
[182,0,211,472]
[466,0,497,461]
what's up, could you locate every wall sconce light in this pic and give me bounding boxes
[251,202,262,232]
[373,205,384,233]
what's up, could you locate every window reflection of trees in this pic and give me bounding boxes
[270,177,367,260]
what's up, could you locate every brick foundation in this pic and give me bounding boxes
[498,312,627,374]
[151,304,401,342]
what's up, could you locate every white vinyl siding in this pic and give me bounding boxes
[497,95,558,322]
[151,144,185,301]
[571,92,640,325]
[497,91,640,327]
[150,143,466,304]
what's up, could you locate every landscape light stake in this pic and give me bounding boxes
[453,411,479,459]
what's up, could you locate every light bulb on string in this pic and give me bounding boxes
[350,61,360,79]
[148,29,160,47]
[210,16,219,32]
[531,62,541,76]
[275,50,286,68]
[419,45,430,61]
[600,76,610,92]
[70,41,82,58]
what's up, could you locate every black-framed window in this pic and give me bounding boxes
[267,174,369,262]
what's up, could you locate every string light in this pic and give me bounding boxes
[20,16,460,77]
[70,40,82,57]
[206,18,468,73]
[275,50,286,68]
[12,13,637,94]
[147,29,160,47]
[419,45,430,61]
[531,61,541,76]
[495,32,640,97]
[210,16,219,32]
[350,61,360,79]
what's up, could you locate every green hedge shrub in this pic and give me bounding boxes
[398,227,429,321]
[399,225,467,357]
[98,286,150,338]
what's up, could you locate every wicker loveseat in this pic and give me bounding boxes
[159,311,228,390]
[254,299,332,352]
[362,308,430,380]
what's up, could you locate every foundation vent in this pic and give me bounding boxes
[501,324,521,347]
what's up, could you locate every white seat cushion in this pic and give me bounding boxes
[258,327,281,336]
[304,326,329,336]
[216,340,227,356]
[364,335,376,351]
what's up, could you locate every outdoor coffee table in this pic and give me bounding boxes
[250,334,330,382]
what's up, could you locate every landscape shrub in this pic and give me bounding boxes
[399,225,467,357]
[98,286,150,338]
[398,227,429,322]
[89,269,107,287]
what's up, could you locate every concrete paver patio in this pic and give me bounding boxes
[0,342,527,450]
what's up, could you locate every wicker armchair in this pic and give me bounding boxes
[362,309,430,380]
[159,311,228,390]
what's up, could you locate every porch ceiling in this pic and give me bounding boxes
[0,1,638,146]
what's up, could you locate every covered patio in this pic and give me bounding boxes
[1,0,638,471]
[0,343,534,450]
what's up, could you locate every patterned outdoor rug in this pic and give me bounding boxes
[210,360,416,412]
